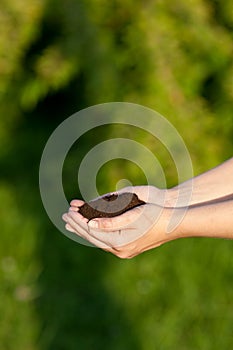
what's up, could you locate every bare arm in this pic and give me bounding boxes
[166,199,233,241]
[96,157,233,208]
[167,157,233,206]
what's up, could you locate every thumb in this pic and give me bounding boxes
[88,206,144,231]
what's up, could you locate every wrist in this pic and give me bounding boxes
[164,185,194,208]
[150,206,180,247]
[153,206,192,242]
[164,188,179,207]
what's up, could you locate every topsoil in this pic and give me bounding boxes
[78,192,145,220]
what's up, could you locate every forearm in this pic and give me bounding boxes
[166,157,233,207]
[164,199,233,241]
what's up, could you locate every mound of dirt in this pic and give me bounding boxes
[78,192,145,220]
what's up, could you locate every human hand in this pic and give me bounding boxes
[114,185,182,208]
[115,185,167,206]
[62,188,173,258]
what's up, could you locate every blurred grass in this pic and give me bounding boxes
[0,0,233,349]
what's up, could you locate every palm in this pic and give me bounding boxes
[63,201,167,258]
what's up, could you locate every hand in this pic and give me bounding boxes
[115,185,167,206]
[62,192,172,259]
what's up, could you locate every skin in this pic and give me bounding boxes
[167,157,233,206]
[62,157,233,259]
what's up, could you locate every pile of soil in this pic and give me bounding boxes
[78,192,145,220]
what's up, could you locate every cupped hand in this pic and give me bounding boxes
[62,189,172,258]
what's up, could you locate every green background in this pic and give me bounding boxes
[0,0,232,349]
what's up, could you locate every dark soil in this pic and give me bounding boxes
[78,192,145,220]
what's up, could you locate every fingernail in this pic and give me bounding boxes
[69,207,78,212]
[88,220,98,228]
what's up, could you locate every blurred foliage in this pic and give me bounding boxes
[0,0,233,349]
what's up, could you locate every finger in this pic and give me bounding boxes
[64,211,143,252]
[66,210,89,227]
[65,211,127,248]
[63,213,89,241]
[116,186,152,203]
[88,205,144,231]
[65,223,76,233]
[62,213,69,223]
[64,214,112,250]
[70,199,85,207]
[69,206,79,212]
[63,212,91,238]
